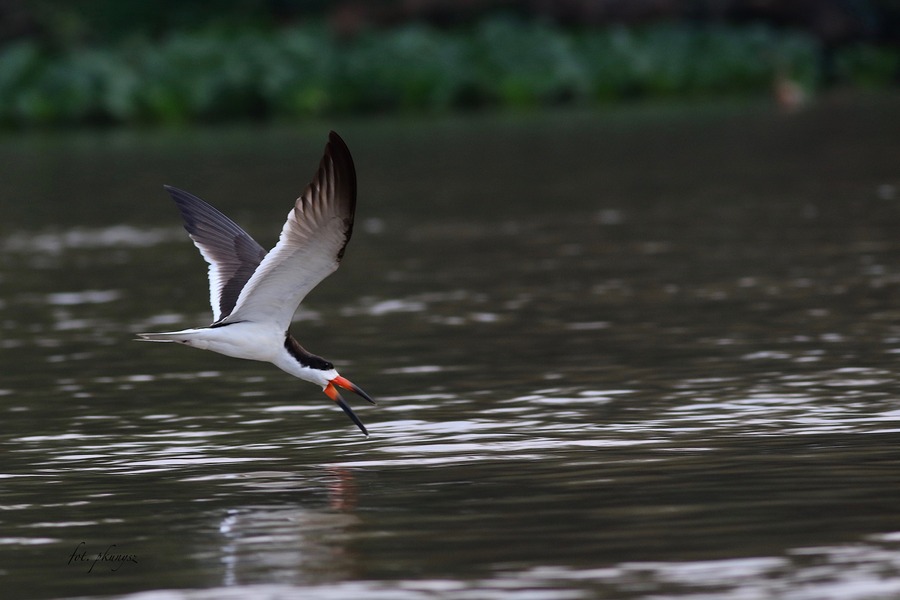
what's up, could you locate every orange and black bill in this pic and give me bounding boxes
[324,376,376,436]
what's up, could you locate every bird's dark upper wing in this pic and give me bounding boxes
[164,185,268,323]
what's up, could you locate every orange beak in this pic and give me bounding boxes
[324,375,376,436]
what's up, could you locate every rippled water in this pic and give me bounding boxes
[3,96,900,599]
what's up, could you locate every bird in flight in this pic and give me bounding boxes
[137,131,376,436]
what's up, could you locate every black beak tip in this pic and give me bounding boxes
[336,395,369,437]
[355,385,377,406]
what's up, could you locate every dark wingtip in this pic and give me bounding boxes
[160,185,207,232]
[328,130,349,149]
[325,131,356,201]
[162,184,199,206]
[320,131,357,260]
[162,184,190,200]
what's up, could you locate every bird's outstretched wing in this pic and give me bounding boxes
[223,131,358,331]
[164,185,268,323]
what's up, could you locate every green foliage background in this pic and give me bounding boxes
[0,12,897,127]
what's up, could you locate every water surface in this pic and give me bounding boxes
[3,96,900,599]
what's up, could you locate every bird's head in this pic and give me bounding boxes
[323,374,376,437]
[283,336,375,436]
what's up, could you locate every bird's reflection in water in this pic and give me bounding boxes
[216,467,361,586]
[326,466,358,512]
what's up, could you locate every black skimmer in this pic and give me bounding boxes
[137,131,376,436]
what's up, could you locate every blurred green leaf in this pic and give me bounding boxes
[0,20,893,127]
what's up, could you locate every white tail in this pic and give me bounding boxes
[136,332,179,342]
[134,328,203,344]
